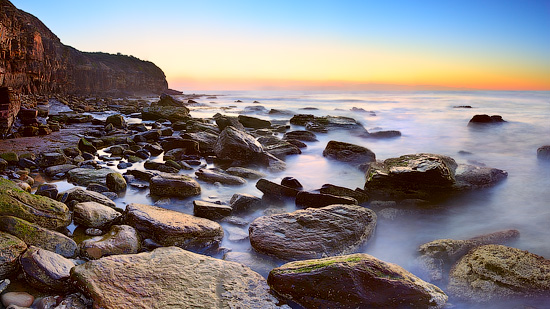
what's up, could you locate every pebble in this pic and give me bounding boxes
[1,291,34,308]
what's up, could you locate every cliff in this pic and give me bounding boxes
[0,0,168,95]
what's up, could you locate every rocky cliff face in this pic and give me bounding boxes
[0,0,168,95]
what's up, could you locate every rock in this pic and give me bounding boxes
[86,183,109,193]
[418,229,520,282]
[256,178,299,198]
[156,93,185,106]
[264,141,301,159]
[268,253,447,309]
[230,193,262,213]
[295,191,358,208]
[537,145,550,160]
[223,251,280,278]
[106,172,127,192]
[20,246,75,291]
[0,178,71,229]
[448,244,550,302]
[454,164,508,189]
[249,204,376,260]
[364,153,458,200]
[71,246,286,308]
[367,130,401,138]
[62,187,117,209]
[125,203,223,251]
[44,164,77,177]
[283,130,317,141]
[67,168,113,186]
[181,131,219,154]
[214,126,264,162]
[53,292,92,309]
[195,168,246,185]
[1,291,34,308]
[149,174,201,198]
[468,114,506,124]
[0,216,77,258]
[320,184,369,203]
[142,105,190,122]
[144,160,179,173]
[323,140,376,164]
[0,231,27,277]
[160,138,199,153]
[73,202,122,228]
[280,177,302,189]
[0,152,19,165]
[193,200,232,220]
[105,114,126,129]
[143,143,163,156]
[38,152,68,168]
[238,115,271,129]
[77,138,97,154]
[80,225,140,259]
[0,158,7,171]
[214,114,245,131]
[226,167,266,179]
[0,279,9,294]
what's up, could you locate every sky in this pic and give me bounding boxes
[10,0,550,91]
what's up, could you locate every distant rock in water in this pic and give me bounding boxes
[537,145,550,160]
[453,105,472,108]
[0,0,168,95]
[468,114,506,124]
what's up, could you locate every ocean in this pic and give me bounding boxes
[72,90,550,307]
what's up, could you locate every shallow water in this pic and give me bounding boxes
[50,91,550,307]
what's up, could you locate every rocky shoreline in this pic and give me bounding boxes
[0,93,549,308]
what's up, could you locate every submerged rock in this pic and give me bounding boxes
[0,178,71,229]
[125,203,223,252]
[448,244,550,302]
[268,253,447,308]
[71,246,287,308]
[226,167,266,179]
[249,204,376,260]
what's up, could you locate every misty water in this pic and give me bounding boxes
[47,91,549,308]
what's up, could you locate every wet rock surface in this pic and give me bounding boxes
[249,204,376,260]
[125,203,223,251]
[268,253,447,308]
[0,231,27,277]
[71,246,287,309]
[448,244,550,302]
[20,246,75,292]
[80,225,140,259]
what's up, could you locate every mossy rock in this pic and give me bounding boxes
[0,152,19,165]
[0,178,71,230]
[0,231,27,277]
[106,172,127,192]
[78,138,97,154]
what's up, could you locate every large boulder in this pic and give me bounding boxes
[155,94,185,107]
[0,178,71,229]
[105,114,126,129]
[214,126,264,163]
[249,205,376,260]
[67,168,113,186]
[0,231,27,278]
[20,246,75,292]
[364,153,458,200]
[80,225,140,259]
[454,164,508,190]
[106,172,127,192]
[323,140,376,164]
[181,132,219,154]
[0,216,77,258]
[268,253,447,308]
[149,175,201,198]
[417,229,520,282]
[468,114,506,124]
[238,115,271,129]
[448,244,550,302]
[125,203,223,251]
[71,246,287,308]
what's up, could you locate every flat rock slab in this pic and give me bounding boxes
[20,246,75,292]
[249,204,376,260]
[0,178,71,230]
[268,253,447,308]
[125,203,223,251]
[62,187,117,209]
[195,168,246,185]
[71,246,287,309]
[149,174,201,198]
[67,168,113,186]
[448,244,550,302]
